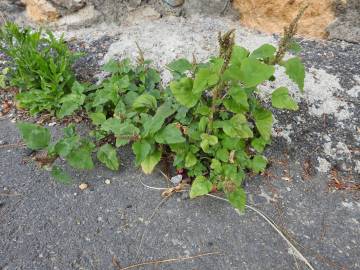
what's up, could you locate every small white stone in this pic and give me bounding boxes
[105,179,111,185]
[79,183,88,190]
[316,157,331,173]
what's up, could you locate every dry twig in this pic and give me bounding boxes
[113,251,222,270]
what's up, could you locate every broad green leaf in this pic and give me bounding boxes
[170,77,200,108]
[193,68,218,94]
[167,58,192,73]
[282,57,305,92]
[216,148,229,162]
[17,122,50,150]
[195,104,211,116]
[271,87,298,110]
[189,176,212,199]
[143,103,175,136]
[141,150,162,174]
[97,144,119,170]
[230,46,249,66]
[222,121,237,137]
[223,98,244,114]
[63,124,76,137]
[229,86,249,111]
[51,166,71,184]
[132,93,157,111]
[154,124,185,144]
[251,137,269,153]
[249,44,276,59]
[57,91,85,118]
[114,75,130,89]
[253,108,273,140]
[185,152,197,167]
[251,155,268,173]
[238,58,275,87]
[132,140,151,165]
[54,136,79,157]
[144,69,160,91]
[71,81,86,94]
[200,133,218,145]
[115,122,139,145]
[227,187,246,212]
[57,100,81,119]
[101,59,120,73]
[200,133,218,152]
[101,59,131,74]
[210,159,222,173]
[222,114,253,139]
[92,86,119,107]
[67,146,94,170]
[123,91,139,107]
[101,118,122,135]
[114,100,126,115]
[89,112,106,126]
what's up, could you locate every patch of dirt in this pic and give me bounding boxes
[233,0,336,39]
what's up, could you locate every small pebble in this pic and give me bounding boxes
[79,183,88,190]
[105,179,111,185]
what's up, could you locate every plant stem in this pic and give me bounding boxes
[207,30,235,134]
[272,4,308,65]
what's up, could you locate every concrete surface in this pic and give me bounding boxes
[1,16,359,270]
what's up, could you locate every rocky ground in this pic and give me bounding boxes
[0,15,359,270]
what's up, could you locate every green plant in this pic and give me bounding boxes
[166,29,304,210]
[16,9,306,212]
[0,22,81,115]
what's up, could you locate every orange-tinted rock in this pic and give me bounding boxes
[233,0,336,39]
[22,0,60,22]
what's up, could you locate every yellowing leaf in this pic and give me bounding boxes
[141,150,162,174]
[190,176,212,198]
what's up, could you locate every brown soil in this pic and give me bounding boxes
[233,0,337,39]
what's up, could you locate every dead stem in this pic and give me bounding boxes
[272,4,309,64]
[135,42,145,65]
[0,142,26,149]
[113,252,222,270]
[0,192,22,197]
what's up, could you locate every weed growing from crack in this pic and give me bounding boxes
[8,8,308,212]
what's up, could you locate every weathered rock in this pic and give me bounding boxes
[125,6,161,25]
[55,4,99,28]
[0,0,24,15]
[163,0,185,8]
[51,0,86,12]
[20,0,87,22]
[327,0,360,43]
[182,0,231,16]
[233,0,336,39]
[21,0,60,22]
